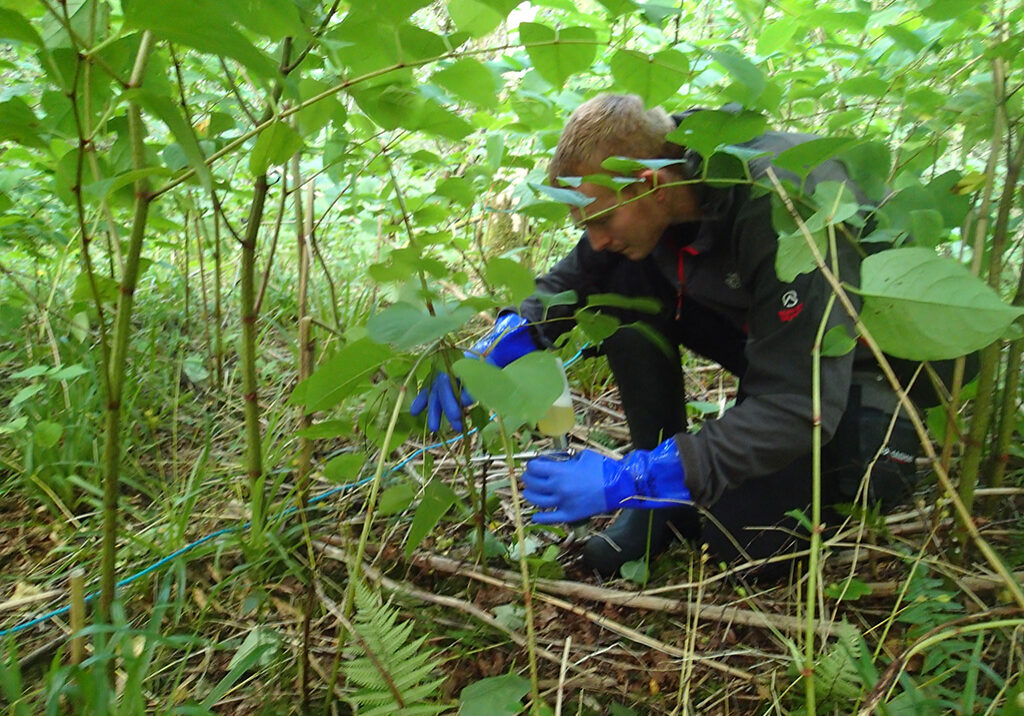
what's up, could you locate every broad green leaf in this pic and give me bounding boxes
[519,23,597,88]
[836,140,890,202]
[414,97,475,140]
[72,272,120,304]
[773,137,860,179]
[666,110,768,160]
[0,8,43,46]
[12,365,49,379]
[859,249,1024,361]
[128,90,212,190]
[756,18,798,55]
[249,121,303,176]
[824,577,873,600]
[296,338,391,412]
[324,453,366,483]
[0,98,46,149]
[459,673,530,716]
[447,0,504,37]
[594,0,636,16]
[453,351,564,427]
[11,383,45,408]
[431,59,500,109]
[123,0,276,77]
[585,294,661,313]
[531,183,594,207]
[710,49,765,104]
[405,479,459,557]
[83,167,173,202]
[349,0,432,22]
[367,302,475,350]
[574,309,620,342]
[435,176,476,206]
[821,326,856,357]
[486,133,504,174]
[378,483,417,515]
[33,421,63,449]
[485,257,536,304]
[775,230,825,282]
[236,0,306,41]
[908,209,945,248]
[599,157,685,174]
[0,417,28,435]
[51,365,90,381]
[609,49,689,106]
[296,79,344,137]
[297,420,350,440]
[837,75,889,98]
[619,559,649,584]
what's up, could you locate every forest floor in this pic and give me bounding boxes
[2,355,1022,714]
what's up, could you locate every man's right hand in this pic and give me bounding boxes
[411,313,539,433]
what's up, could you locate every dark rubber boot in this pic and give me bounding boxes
[583,507,700,579]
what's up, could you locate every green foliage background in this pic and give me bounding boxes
[0,0,1022,713]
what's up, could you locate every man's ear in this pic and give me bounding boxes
[638,168,658,186]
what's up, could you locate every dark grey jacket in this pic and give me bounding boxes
[521,131,870,506]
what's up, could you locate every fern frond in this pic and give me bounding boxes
[344,577,448,715]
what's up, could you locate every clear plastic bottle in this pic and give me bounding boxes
[537,359,574,439]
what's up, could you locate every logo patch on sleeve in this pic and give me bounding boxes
[778,290,803,322]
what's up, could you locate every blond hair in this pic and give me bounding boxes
[547,94,683,184]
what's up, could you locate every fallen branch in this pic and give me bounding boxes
[411,551,832,639]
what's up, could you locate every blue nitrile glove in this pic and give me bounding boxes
[522,438,690,525]
[410,313,538,432]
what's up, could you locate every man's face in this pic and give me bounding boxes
[569,180,667,260]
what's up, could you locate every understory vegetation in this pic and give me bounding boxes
[1,0,1023,713]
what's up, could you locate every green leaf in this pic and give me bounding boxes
[710,49,765,104]
[609,49,689,106]
[773,137,860,179]
[485,257,535,304]
[0,8,43,47]
[33,421,63,449]
[227,628,280,672]
[128,90,212,190]
[574,309,620,343]
[453,352,564,428]
[297,421,350,440]
[836,140,890,202]
[0,98,46,149]
[296,338,391,412]
[51,364,90,381]
[619,559,649,584]
[11,383,45,408]
[519,23,597,88]
[431,59,500,109]
[531,183,594,208]
[821,325,856,357]
[459,673,530,716]
[585,294,661,314]
[12,365,49,379]
[405,479,459,557]
[756,18,799,56]
[447,0,504,37]
[379,483,417,515]
[775,230,825,282]
[0,417,28,436]
[236,0,306,41]
[324,453,366,483]
[860,249,1024,361]
[666,110,768,160]
[824,577,873,600]
[123,0,276,77]
[367,302,475,350]
[249,121,303,176]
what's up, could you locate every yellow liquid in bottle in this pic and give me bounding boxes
[537,402,575,436]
